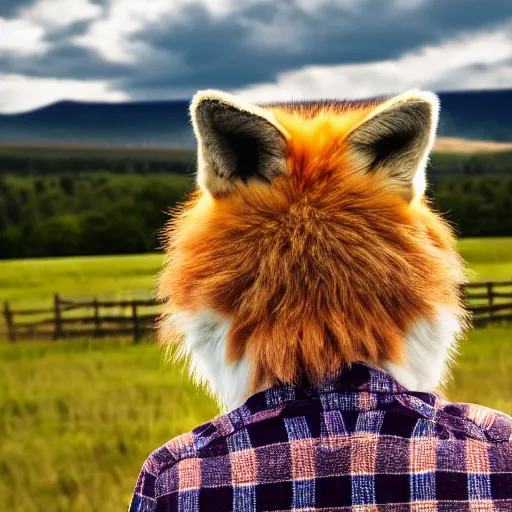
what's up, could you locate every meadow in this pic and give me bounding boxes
[0,340,217,512]
[0,237,511,511]
[1,237,511,313]
[0,327,510,512]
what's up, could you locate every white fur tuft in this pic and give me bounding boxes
[383,307,462,392]
[166,306,462,411]
[168,309,251,411]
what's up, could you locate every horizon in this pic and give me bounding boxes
[1,1,511,114]
[3,85,512,116]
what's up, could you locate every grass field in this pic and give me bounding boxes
[0,340,217,512]
[0,141,195,164]
[0,237,510,511]
[0,253,162,311]
[457,238,512,282]
[0,328,510,512]
[0,238,511,315]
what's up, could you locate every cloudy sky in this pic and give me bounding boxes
[1,0,511,113]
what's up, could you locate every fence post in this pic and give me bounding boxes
[132,301,140,344]
[53,294,63,340]
[4,301,16,343]
[93,298,101,337]
[487,282,494,323]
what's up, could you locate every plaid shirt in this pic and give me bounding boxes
[129,363,512,511]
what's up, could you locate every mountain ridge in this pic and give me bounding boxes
[1,89,511,147]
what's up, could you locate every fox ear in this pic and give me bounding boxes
[347,90,439,202]
[190,90,289,197]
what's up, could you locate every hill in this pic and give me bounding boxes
[0,100,192,147]
[0,89,511,147]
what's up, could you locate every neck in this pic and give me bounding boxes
[170,306,463,411]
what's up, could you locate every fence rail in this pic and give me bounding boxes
[2,294,160,343]
[1,281,512,343]
[461,281,512,327]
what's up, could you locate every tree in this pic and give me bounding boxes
[34,179,46,195]
[59,176,75,196]
[31,216,83,257]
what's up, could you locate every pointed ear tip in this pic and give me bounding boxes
[190,89,233,115]
[389,90,440,134]
[400,89,440,113]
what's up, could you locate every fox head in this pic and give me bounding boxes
[158,89,467,410]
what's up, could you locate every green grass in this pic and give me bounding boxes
[0,253,164,334]
[0,237,510,511]
[0,327,510,512]
[0,340,218,512]
[0,238,510,315]
[448,327,512,413]
[458,237,512,281]
[0,253,162,311]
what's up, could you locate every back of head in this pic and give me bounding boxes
[157,89,467,410]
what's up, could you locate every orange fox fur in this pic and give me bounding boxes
[158,97,466,396]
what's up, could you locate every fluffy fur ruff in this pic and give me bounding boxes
[157,90,468,410]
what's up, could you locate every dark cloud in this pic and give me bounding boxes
[119,0,512,97]
[2,0,511,98]
[1,4,125,82]
[419,0,512,34]
[0,45,130,81]
[117,5,426,96]
[44,19,94,42]
[0,0,35,17]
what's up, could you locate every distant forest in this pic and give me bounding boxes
[0,145,510,259]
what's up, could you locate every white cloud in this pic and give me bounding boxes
[22,0,102,28]
[73,0,165,63]
[234,25,512,102]
[0,74,129,113]
[0,0,102,57]
[0,18,48,54]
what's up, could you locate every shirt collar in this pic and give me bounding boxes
[240,362,432,417]
[312,362,408,394]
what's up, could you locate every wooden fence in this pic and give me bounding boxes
[462,281,512,328]
[1,281,512,343]
[2,294,160,343]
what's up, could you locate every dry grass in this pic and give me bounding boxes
[434,137,512,153]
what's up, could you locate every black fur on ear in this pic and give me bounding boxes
[191,90,289,197]
[347,90,439,202]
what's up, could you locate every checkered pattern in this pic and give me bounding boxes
[129,363,512,511]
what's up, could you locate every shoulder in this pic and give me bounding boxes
[438,398,512,443]
[130,410,239,505]
[131,430,199,500]
[129,430,201,511]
